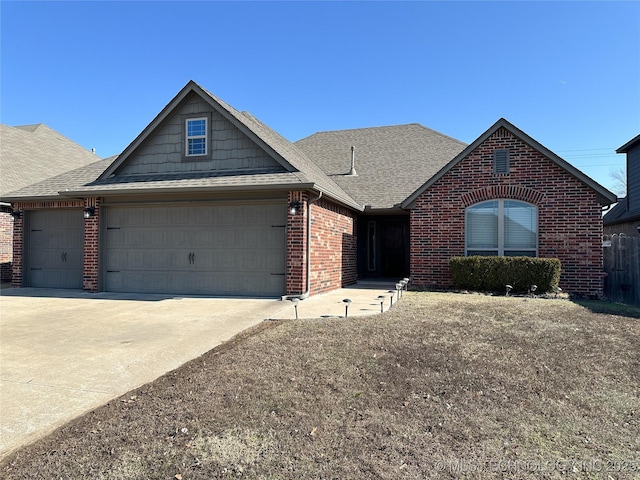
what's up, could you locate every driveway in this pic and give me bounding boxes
[0,288,288,459]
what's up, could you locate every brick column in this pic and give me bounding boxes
[83,197,100,292]
[11,205,24,288]
[286,191,308,295]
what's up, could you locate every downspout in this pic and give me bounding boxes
[302,191,323,298]
[282,191,322,301]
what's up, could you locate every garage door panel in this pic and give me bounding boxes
[27,210,83,289]
[105,203,286,296]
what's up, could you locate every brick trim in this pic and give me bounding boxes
[461,185,545,207]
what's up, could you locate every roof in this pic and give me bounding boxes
[603,197,640,225]
[0,123,99,197]
[617,133,640,154]
[2,159,113,201]
[295,124,467,210]
[91,81,362,211]
[402,118,618,208]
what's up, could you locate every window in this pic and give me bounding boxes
[493,149,510,174]
[466,200,537,256]
[186,118,207,156]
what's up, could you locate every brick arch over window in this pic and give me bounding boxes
[461,185,545,208]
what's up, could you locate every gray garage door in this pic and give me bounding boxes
[26,209,84,288]
[104,202,286,296]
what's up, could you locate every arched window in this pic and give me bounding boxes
[465,200,537,257]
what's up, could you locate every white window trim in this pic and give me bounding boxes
[185,117,208,157]
[465,199,538,257]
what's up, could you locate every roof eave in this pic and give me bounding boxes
[616,133,640,153]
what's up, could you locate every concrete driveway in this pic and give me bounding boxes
[0,288,289,459]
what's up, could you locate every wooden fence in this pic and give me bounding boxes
[603,234,640,306]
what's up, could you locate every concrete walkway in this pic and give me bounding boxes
[0,281,400,459]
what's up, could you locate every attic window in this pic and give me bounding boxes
[186,118,207,156]
[493,149,510,174]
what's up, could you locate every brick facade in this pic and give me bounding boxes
[0,208,13,282]
[83,197,100,292]
[285,191,358,296]
[410,127,606,298]
[309,198,357,295]
[286,191,309,295]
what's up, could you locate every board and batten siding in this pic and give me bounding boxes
[119,92,286,175]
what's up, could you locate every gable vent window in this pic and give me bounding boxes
[186,118,207,156]
[493,149,510,174]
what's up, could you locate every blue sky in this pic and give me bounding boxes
[1,1,639,195]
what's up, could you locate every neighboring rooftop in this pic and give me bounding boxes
[0,124,100,197]
[295,123,467,210]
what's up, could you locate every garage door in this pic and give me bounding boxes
[104,202,286,296]
[26,209,84,288]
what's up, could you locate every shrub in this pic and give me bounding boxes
[449,256,561,294]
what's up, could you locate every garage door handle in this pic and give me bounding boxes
[61,252,67,263]
[188,252,195,264]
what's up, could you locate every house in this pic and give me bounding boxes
[0,124,100,282]
[2,81,617,298]
[603,133,640,236]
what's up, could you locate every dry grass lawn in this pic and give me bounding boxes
[2,292,639,479]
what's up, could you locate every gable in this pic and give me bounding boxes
[115,92,286,176]
[402,118,617,208]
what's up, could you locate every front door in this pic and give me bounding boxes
[381,221,407,277]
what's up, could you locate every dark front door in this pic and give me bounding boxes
[380,221,407,277]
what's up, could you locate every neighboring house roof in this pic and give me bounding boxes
[616,133,640,153]
[402,118,618,208]
[295,124,467,210]
[85,81,362,211]
[603,198,640,225]
[2,158,114,201]
[604,132,640,226]
[0,123,99,197]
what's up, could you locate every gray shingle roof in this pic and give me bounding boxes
[2,159,112,201]
[0,123,99,197]
[295,124,467,210]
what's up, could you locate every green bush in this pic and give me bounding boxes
[449,256,561,294]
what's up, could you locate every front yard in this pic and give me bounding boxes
[2,292,639,479]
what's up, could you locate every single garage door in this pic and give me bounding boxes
[26,209,84,288]
[104,202,286,296]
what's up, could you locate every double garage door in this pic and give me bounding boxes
[104,202,286,297]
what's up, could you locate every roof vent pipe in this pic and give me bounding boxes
[348,146,357,176]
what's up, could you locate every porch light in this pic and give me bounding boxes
[289,201,303,215]
[83,206,95,219]
[10,210,21,220]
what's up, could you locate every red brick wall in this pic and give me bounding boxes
[83,198,100,292]
[285,192,358,296]
[286,191,308,295]
[309,198,357,295]
[0,208,13,282]
[410,127,606,297]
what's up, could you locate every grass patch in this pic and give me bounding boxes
[2,293,639,479]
